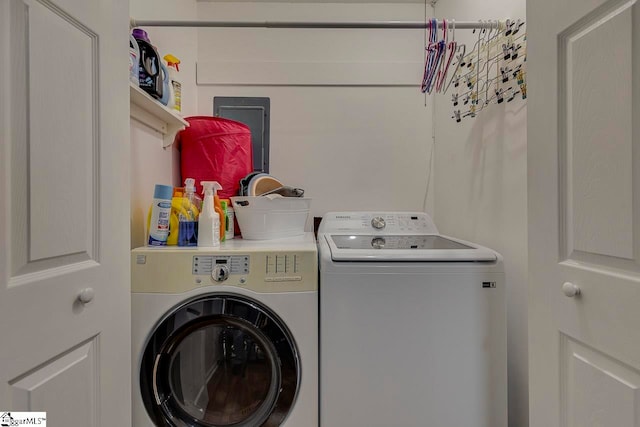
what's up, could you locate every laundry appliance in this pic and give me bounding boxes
[318,212,506,427]
[131,234,318,427]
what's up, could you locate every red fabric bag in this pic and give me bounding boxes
[177,116,253,198]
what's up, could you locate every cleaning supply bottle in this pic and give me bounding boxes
[167,186,184,246]
[133,28,163,99]
[220,200,228,242]
[198,181,222,247]
[179,178,202,246]
[163,54,182,112]
[213,188,225,242]
[148,184,173,246]
[159,61,172,107]
[129,35,140,86]
[220,199,234,240]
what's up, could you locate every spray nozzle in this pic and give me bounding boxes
[163,54,181,71]
[184,178,196,194]
[201,181,222,196]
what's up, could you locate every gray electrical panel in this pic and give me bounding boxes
[213,97,270,173]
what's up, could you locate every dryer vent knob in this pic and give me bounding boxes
[212,265,230,282]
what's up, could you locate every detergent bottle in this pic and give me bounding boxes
[179,178,202,246]
[163,54,182,112]
[129,35,140,86]
[159,61,173,107]
[133,28,163,99]
[198,181,222,247]
[148,184,173,246]
[213,188,225,242]
[220,199,234,241]
[166,186,184,246]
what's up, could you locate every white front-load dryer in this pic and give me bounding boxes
[131,234,318,427]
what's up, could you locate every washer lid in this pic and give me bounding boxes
[325,234,498,262]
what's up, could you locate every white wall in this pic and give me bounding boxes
[129,0,198,248]
[196,2,435,221]
[432,2,528,427]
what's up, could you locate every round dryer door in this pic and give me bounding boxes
[140,294,300,427]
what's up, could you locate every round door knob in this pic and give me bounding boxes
[371,217,386,230]
[78,287,95,304]
[562,282,581,298]
[212,265,230,282]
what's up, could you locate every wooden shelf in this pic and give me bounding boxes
[129,83,188,148]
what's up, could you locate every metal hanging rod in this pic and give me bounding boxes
[130,19,501,30]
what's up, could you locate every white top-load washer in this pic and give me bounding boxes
[131,234,318,427]
[318,212,506,427]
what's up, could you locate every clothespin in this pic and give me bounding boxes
[512,44,521,60]
[502,43,511,60]
[466,75,475,89]
[496,88,504,104]
[458,53,466,67]
[520,83,527,99]
[512,19,524,35]
[471,92,478,105]
[469,105,477,118]
[453,75,461,88]
[452,93,459,106]
[500,66,511,83]
[516,69,525,85]
[452,110,462,123]
[505,19,513,36]
[507,87,519,102]
[463,94,470,105]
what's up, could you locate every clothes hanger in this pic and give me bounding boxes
[421,18,438,93]
[442,24,466,94]
[436,19,458,93]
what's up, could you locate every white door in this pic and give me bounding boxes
[528,0,640,426]
[0,0,131,425]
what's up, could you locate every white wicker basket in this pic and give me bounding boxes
[230,195,311,240]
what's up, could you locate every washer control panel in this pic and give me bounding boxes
[192,255,250,275]
[319,212,439,235]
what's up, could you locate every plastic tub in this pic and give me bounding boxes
[230,196,311,240]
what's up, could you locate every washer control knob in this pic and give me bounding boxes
[371,217,386,229]
[212,265,230,282]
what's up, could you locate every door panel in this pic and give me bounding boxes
[28,0,97,262]
[559,0,637,267]
[0,0,130,424]
[528,0,640,426]
[8,0,97,277]
[10,339,98,425]
[561,336,640,427]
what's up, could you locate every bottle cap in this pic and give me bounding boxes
[163,54,181,71]
[153,184,173,200]
[132,28,150,42]
[201,181,222,196]
[184,178,196,194]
